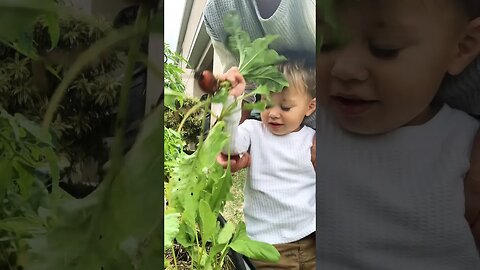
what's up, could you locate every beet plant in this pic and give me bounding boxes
[164,11,290,270]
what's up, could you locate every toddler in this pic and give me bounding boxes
[220,60,316,269]
[317,0,480,269]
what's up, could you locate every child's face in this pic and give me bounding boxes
[261,87,316,136]
[318,0,466,134]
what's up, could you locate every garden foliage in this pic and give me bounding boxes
[0,1,163,269]
[164,11,291,269]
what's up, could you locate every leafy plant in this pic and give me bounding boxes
[0,0,164,269]
[0,106,67,270]
[164,43,189,110]
[25,105,163,270]
[165,96,205,151]
[0,14,124,186]
[164,11,291,269]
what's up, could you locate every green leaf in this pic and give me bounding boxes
[230,223,280,262]
[44,147,59,196]
[244,65,289,93]
[7,113,22,140]
[165,88,186,110]
[211,87,229,103]
[199,200,217,243]
[209,167,233,215]
[224,11,250,62]
[0,217,45,235]
[243,101,266,111]
[224,12,288,92]
[250,85,270,96]
[26,106,164,270]
[182,197,197,233]
[13,161,34,198]
[164,213,180,250]
[0,0,58,56]
[44,12,59,49]
[0,160,12,197]
[137,224,164,270]
[197,121,229,169]
[217,222,235,244]
[176,222,195,248]
[14,113,52,145]
[208,243,227,257]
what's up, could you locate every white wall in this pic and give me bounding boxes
[179,0,208,61]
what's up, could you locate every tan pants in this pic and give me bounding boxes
[251,232,316,270]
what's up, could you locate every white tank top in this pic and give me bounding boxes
[317,104,480,269]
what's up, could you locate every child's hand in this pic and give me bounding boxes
[465,129,480,246]
[216,67,245,98]
[216,152,250,172]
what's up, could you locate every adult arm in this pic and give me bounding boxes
[217,67,251,155]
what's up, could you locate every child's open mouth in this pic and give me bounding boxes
[332,96,377,115]
[268,122,283,129]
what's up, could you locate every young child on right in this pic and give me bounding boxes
[317,0,480,269]
[219,59,316,269]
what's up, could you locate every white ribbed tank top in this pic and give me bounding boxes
[317,104,480,269]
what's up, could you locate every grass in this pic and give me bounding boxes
[221,168,247,225]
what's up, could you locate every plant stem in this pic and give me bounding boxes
[71,5,152,266]
[216,87,255,123]
[194,230,202,268]
[217,243,231,270]
[104,4,149,183]
[200,239,206,270]
[171,245,178,269]
[41,26,136,130]
[196,95,211,151]
[177,101,207,133]
[217,100,238,122]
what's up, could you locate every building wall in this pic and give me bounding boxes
[177,0,217,100]
[145,33,163,114]
[177,0,229,127]
[179,0,208,66]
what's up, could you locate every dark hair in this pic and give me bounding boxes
[458,0,480,19]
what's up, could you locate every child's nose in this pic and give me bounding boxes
[269,108,281,119]
[330,45,369,82]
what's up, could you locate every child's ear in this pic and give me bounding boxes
[306,98,316,116]
[448,17,480,75]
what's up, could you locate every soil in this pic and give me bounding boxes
[164,243,236,269]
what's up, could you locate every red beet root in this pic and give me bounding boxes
[198,70,218,94]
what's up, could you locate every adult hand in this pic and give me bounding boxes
[216,152,250,173]
[216,66,246,98]
[465,129,480,245]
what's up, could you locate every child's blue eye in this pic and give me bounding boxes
[369,44,400,59]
